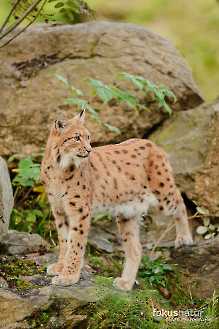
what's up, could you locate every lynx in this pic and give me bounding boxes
[41,110,193,291]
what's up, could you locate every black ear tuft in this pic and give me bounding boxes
[79,109,85,118]
[73,109,86,124]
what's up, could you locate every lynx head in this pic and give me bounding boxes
[50,110,92,169]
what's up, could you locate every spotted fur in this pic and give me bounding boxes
[41,111,193,291]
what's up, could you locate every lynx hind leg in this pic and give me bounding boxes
[174,197,193,248]
[147,147,193,249]
[114,217,142,291]
[158,191,193,249]
[155,188,193,249]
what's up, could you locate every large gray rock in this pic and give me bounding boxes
[0,231,49,255]
[150,98,219,216]
[0,21,203,156]
[0,157,13,235]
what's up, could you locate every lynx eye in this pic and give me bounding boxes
[74,133,81,141]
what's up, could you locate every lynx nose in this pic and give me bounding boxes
[85,145,92,153]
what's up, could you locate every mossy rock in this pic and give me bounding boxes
[0,242,218,329]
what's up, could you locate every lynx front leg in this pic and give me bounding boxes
[52,207,91,286]
[114,217,142,291]
[47,207,69,276]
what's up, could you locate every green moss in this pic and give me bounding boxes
[0,255,45,292]
[86,276,218,329]
[14,278,37,292]
[84,252,219,329]
[27,308,55,329]
[86,276,164,329]
[89,251,196,305]
[88,251,122,277]
[95,275,114,287]
[165,321,218,329]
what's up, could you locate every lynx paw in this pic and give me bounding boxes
[175,234,194,249]
[47,263,63,276]
[52,273,80,286]
[113,277,133,291]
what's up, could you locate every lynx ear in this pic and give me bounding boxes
[54,119,66,132]
[75,109,86,124]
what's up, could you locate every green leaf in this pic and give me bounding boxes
[139,256,173,288]
[121,72,176,114]
[120,72,145,90]
[66,0,81,13]
[55,74,69,86]
[65,97,88,108]
[162,102,172,115]
[63,8,75,21]
[111,86,138,108]
[70,85,84,96]
[89,78,138,108]
[54,2,65,9]
[153,267,161,274]
[89,79,114,103]
[196,226,208,235]
[197,206,210,216]
[13,157,40,187]
[159,85,177,102]
[203,217,210,226]
[103,123,121,134]
[86,107,101,122]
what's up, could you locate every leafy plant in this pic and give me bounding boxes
[89,78,138,108]
[194,206,219,240]
[0,0,92,47]
[90,74,176,114]
[9,156,56,242]
[196,217,219,240]
[121,72,177,115]
[43,0,93,23]
[12,157,40,187]
[139,256,174,288]
[56,72,176,134]
[56,74,121,133]
[10,204,53,238]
